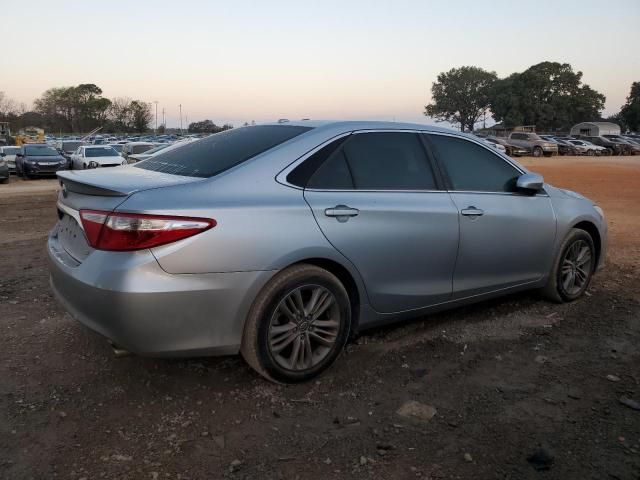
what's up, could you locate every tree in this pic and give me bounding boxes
[33,84,112,132]
[490,62,605,131]
[425,66,498,132]
[157,124,166,134]
[0,91,19,119]
[129,100,153,133]
[619,81,640,132]
[188,119,233,134]
[106,97,133,132]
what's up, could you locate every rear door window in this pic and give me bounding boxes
[300,132,437,190]
[343,132,437,190]
[135,125,312,177]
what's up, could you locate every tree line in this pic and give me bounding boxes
[0,84,154,134]
[425,62,639,133]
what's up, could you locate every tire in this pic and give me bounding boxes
[541,229,596,303]
[587,150,595,156]
[533,146,543,157]
[241,264,351,383]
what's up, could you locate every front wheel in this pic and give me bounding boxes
[541,229,595,303]
[533,146,543,157]
[241,264,351,383]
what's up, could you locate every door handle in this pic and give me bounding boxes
[461,206,484,217]
[325,205,359,218]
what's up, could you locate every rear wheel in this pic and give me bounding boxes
[241,264,351,383]
[541,229,595,303]
[587,149,595,156]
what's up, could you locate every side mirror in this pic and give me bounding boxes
[517,172,544,193]
[0,152,5,157]
[16,152,23,157]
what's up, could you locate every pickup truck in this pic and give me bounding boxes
[507,132,558,157]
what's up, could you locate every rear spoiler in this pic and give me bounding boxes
[57,171,128,197]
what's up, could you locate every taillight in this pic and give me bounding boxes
[79,209,216,251]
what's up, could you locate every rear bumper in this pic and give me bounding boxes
[48,231,275,356]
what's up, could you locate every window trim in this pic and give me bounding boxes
[277,129,446,193]
[423,131,548,197]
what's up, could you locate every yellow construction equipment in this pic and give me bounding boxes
[15,127,45,146]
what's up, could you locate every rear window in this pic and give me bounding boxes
[135,125,312,177]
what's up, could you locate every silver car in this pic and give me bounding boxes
[48,121,607,383]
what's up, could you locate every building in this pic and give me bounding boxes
[569,122,620,137]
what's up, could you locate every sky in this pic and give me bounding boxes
[3,0,639,128]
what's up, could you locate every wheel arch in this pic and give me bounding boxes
[572,220,601,269]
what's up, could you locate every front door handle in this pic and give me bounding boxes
[325,205,359,218]
[461,206,484,217]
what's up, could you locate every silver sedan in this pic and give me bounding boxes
[48,121,607,383]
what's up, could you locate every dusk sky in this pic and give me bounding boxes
[4,0,639,128]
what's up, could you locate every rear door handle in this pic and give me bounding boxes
[461,206,484,217]
[325,205,359,218]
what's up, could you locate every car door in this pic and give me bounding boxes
[425,133,556,298]
[302,131,460,314]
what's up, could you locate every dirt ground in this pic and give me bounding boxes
[1,157,639,480]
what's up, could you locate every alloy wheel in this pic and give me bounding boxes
[268,285,340,371]
[560,240,593,296]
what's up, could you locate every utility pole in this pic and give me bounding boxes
[154,101,158,137]
[179,104,183,135]
[162,108,165,130]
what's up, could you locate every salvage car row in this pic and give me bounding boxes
[475,132,640,157]
[0,138,196,181]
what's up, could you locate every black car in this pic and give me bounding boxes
[575,136,624,156]
[0,154,8,183]
[539,135,576,155]
[603,135,640,155]
[16,144,68,178]
[57,140,85,161]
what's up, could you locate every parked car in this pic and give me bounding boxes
[508,132,558,157]
[122,142,157,162]
[0,153,8,183]
[565,139,608,156]
[49,121,607,383]
[485,136,528,156]
[478,137,506,153]
[57,140,86,161]
[70,146,127,169]
[0,146,21,173]
[128,139,196,163]
[602,135,640,155]
[107,144,124,156]
[575,136,624,156]
[539,135,576,156]
[16,144,68,177]
[127,143,171,162]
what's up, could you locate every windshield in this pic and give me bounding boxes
[3,147,20,155]
[135,125,313,178]
[109,144,123,152]
[62,141,83,151]
[25,145,59,156]
[85,147,119,157]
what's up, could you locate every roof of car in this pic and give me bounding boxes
[258,120,459,134]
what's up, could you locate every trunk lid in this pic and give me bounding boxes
[53,167,205,263]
